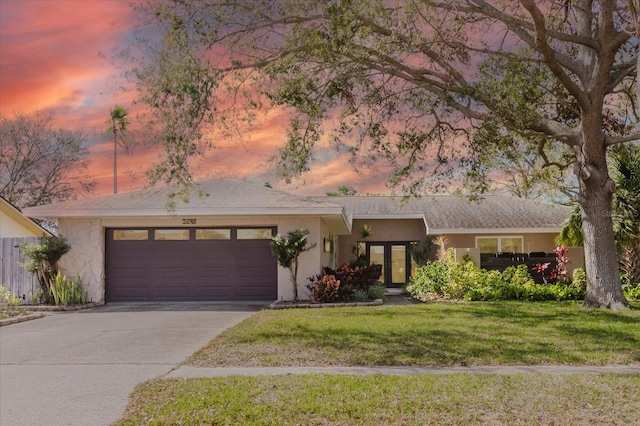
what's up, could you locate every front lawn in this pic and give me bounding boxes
[116,374,640,425]
[188,301,640,367]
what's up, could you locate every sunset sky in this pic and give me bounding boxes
[0,0,391,197]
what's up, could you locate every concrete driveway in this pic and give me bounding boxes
[0,303,264,426]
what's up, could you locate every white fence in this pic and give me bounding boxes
[0,237,39,303]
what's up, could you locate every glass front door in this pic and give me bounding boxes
[367,242,411,287]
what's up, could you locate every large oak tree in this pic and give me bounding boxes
[129,0,639,309]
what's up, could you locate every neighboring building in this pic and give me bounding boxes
[23,179,570,303]
[1,196,52,238]
[1,196,53,301]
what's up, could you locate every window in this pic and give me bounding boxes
[237,228,273,240]
[113,230,148,241]
[195,229,231,240]
[476,236,523,253]
[154,229,190,240]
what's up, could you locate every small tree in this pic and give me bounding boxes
[17,237,70,303]
[270,228,316,301]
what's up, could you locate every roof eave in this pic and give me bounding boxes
[23,207,346,219]
[428,227,562,235]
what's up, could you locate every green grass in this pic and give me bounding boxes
[188,301,640,367]
[0,306,26,320]
[115,374,640,425]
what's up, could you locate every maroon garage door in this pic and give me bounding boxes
[105,227,277,302]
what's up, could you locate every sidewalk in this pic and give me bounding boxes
[165,364,640,379]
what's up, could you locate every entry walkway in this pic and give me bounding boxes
[166,364,640,379]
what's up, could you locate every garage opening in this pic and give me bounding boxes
[105,227,277,302]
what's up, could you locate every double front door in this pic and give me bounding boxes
[366,242,414,288]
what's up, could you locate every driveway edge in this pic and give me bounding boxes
[0,313,46,327]
[166,364,640,378]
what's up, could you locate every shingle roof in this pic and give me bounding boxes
[23,179,344,218]
[22,179,570,234]
[311,195,570,233]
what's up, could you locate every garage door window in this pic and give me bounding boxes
[237,228,273,240]
[154,229,190,240]
[113,230,148,240]
[195,229,231,240]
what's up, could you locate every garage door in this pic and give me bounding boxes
[105,227,277,302]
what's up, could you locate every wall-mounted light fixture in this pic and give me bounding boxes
[323,238,332,253]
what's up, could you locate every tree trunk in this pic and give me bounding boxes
[290,259,299,301]
[580,184,629,309]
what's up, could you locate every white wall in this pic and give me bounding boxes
[57,219,104,304]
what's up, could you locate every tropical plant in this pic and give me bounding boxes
[307,274,341,303]
[270,228,316,301]
[532,246,570,285]
[49,272,87,306]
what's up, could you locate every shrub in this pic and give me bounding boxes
[352,289,368,302]
[307,274,341,303]
[17,237,71,303]
[622,273,640,300]
[308,264,383,302]
[367,283,387,301]
[0,286,22,307]
[49,272,87,306]
[327,264,383,293]
[408,253,587,302]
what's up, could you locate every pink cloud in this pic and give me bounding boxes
[0,0,134,125]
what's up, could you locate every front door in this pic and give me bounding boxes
[367,242,411,287]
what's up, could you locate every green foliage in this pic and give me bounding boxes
[270,229,313,269]
[408,239,434,267]
[367,283,387,301]
[17,237,71,298]
[352,289,368,302]
[0,286,22,307]
[326,185,357,196]
[621,272,640,300]
[408,258,586,302]
[49,272,87,306]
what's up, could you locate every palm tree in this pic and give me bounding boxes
[108,106,129,194]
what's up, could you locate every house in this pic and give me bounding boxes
[23,179,570,303]
[0,196,53,238]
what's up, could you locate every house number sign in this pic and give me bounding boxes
[182,218,196,225]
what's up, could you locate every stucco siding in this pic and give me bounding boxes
[58,218,104,304]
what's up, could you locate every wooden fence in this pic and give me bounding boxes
[0,237,39,303]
